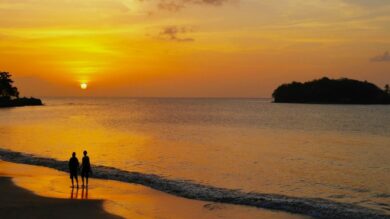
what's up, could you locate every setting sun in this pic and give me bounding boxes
[80,83,88,90]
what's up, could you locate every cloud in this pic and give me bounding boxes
[342,0,390,7]
[153,0,232,12]
[0,0,130,11]
[371,51,390,62]
[157,1,185,11]
[158,26,195,42]
[185,0,229,6]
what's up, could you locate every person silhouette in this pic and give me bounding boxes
[81,150,92,187]
[68,152,79,188]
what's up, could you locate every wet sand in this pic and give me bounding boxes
[0,161,308,219]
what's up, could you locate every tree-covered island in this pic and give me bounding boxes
[0,72,43,107]
[273,77,390,104]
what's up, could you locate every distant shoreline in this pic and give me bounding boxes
[0,72,43,108]
[0,97,43,108]
[272,101,390,105]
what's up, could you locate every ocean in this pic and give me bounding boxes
[1,97,389,217]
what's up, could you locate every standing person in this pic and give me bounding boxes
[68,152,79,188]
[81,150,92,187]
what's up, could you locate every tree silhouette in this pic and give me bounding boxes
[0,71,42,107]
[0,72,19,100]
[385,84,390,94]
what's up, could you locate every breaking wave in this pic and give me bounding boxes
[0,148,388,219]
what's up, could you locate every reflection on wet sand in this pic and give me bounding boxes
[82,187,88,199]
[70,187,88,199]
[70,187,78,199]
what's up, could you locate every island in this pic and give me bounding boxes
[272,77,390,104]
[0,72,43,107]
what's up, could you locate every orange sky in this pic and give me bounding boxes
[0,0,389,97]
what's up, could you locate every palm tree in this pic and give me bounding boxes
[0,72,19,100]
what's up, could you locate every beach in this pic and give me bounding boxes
[0,176,120,219]
[0,161,307,219]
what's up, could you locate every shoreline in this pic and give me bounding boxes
[1,148,387,219]
[0,97,43,108]
[0,160,307,219]
[0,176,121,218]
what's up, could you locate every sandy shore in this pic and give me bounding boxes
[0,161,308,219]
[0,176,121,218]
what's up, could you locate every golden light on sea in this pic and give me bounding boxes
[80,83,88,90]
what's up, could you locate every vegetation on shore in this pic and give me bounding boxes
[273,77,390,104]
[0,72,43,107]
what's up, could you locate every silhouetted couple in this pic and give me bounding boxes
[68,150,92,188]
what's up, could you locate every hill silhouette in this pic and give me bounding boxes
[0,72,42,107]
[273,77,390,104]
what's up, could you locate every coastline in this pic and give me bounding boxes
[0,97,43,108]
[0,161,307,219]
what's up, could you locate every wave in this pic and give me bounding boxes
[0,148,388,219]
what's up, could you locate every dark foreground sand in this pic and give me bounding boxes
[0,176,121,219]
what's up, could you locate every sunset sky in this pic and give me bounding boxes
[1,0,389,97]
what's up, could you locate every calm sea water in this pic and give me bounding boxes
[1,98,389,214]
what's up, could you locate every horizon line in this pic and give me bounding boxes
[37,96,273,99]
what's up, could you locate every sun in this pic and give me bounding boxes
[80,82,88,90]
